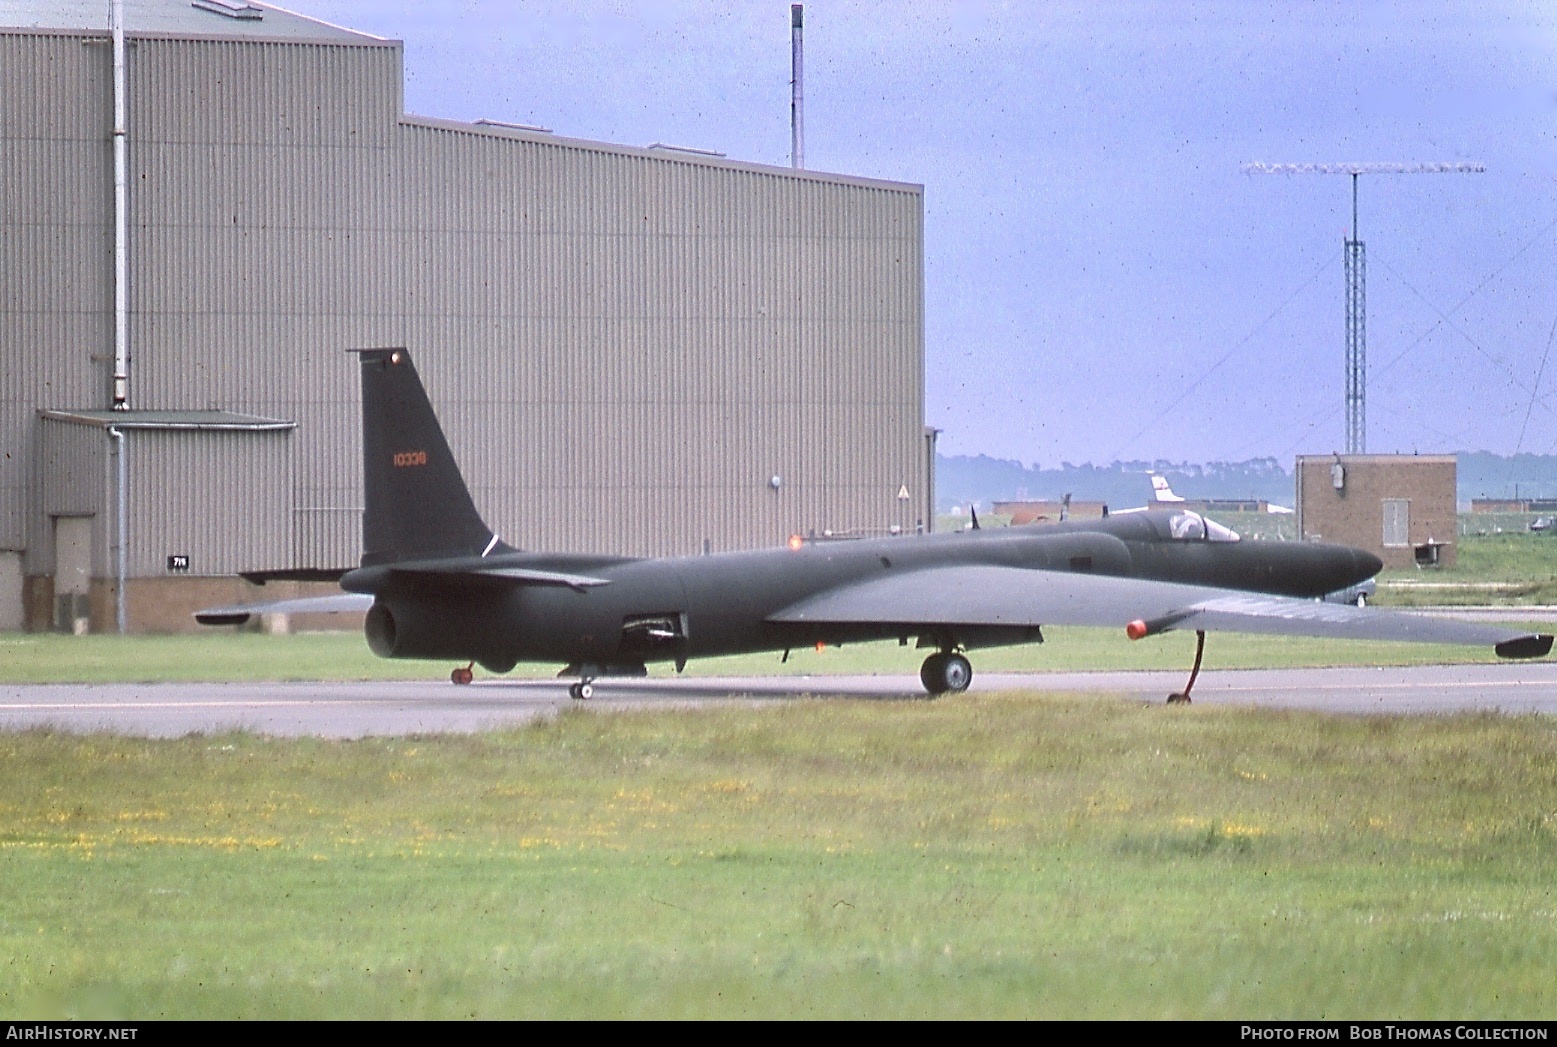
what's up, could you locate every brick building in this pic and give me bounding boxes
[1295,455,1456,569]
[992,500,1109,525]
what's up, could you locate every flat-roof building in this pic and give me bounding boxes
[1296,455,1456,569]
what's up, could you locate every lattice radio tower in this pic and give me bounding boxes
[1242,162,1483,453]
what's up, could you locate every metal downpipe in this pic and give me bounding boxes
[111,0,129,409]
[107,427,127,634]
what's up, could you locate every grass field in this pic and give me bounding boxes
[3,695,1556,1019]
[0,623,1539,685]
[1377,530,1557,606]
[4,530,1554,1018]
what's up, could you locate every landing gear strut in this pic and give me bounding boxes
[568,679,595,701]
[1167,630,1205,705]
[920,651,973,696]
[450,662,474,686]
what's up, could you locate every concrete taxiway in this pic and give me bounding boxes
[3,662,1557,737]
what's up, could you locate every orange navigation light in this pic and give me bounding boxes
[1126,619,1150,641]
[788,534,804,551]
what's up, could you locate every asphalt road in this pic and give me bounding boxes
[4,662,1557,738]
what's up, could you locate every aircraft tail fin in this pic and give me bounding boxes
[356,348,509,566]
[1150,474,1186,503]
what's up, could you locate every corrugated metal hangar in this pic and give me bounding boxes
[1,1,928,632]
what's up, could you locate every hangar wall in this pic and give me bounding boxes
[1,30,115,557]
[0,6,926,632]
[398,118,925,558]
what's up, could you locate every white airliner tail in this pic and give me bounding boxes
[1150,474,1186,503]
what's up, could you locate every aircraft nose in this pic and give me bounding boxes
[1354,548,1384,580]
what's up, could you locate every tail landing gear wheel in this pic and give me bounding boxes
[451,664,474,686]
[920,652,972,696]
[569,681,595,701]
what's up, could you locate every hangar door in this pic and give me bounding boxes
[1382,499,1410,548]
[125,427,294,577]
[53,515,91,632]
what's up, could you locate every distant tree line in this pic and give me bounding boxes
[936,452,1557,512]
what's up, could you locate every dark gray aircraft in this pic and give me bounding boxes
[199,349,1552,700]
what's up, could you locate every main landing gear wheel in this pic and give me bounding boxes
[568,681,595,701]
[920,652,973,696]
[1166,630,1206,705]
[450,664,474,686]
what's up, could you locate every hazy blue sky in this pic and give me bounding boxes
[298,1,1557,467]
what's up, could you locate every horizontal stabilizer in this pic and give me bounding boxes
[388,564,612,591]
[195,592,374,626]
[768,565,1551,658]
[239,567,351,585]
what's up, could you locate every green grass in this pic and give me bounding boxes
[3,697,1556,1018]
[1378,530,1557,606]
[1380,581,1557,606]
[1424,529,1557,581]
[1203,510,1299,542]
[0,625,1536,685]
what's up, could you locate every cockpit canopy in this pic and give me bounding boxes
[1160,510,1240,543]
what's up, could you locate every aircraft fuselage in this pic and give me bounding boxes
[199,348,1548,696]
[341,511,1380,674]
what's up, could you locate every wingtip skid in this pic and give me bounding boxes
[1495,634,1554,660]
[194,610,253,626]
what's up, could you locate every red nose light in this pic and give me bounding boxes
[1126,619,1149,640]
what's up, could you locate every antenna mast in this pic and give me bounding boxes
[1242,161,1484,454]
[1347,171,1364,456]
[790,5,804,169]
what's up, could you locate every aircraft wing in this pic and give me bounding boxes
[767,565,1552,659]
[194,592,374,626]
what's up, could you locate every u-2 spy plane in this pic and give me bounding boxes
[199,349,1553,700]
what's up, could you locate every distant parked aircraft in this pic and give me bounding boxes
[1151,473,1294,515]
[1150,474,1186,503]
